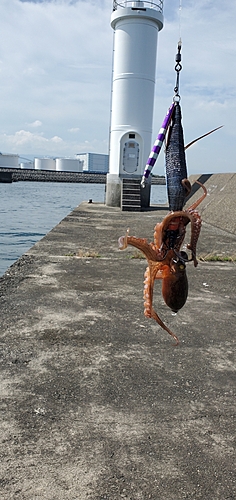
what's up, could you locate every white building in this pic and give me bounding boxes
[0,153,19,168]
[76,153,109,173]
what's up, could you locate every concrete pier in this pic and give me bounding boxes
[0,174,235,499]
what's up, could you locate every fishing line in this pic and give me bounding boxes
[178,0,182,42]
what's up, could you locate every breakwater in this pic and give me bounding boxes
[0,168,106,184]
[0,200,235,499]
[0,168,165,184]
[188,172,236,234]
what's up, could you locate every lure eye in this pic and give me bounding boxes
[174,250,189,263]
[180,251,188,261]
[179,264,185,270]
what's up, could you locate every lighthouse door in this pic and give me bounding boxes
[122,141,139,173]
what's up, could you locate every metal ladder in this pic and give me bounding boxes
[121,178,141,211]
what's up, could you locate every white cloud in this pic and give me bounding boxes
[0,128,107,156]
[68,127,80,133]
[51,136,63,143]
[0,0,235,173]
[29,120,43,128]
[0,130,64,150]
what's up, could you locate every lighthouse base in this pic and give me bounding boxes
[106,174,121,207]
[106,174,151,210]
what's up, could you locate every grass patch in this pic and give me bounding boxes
[65,250,101,258]
[76,249,101,258]
[199,254,236,262]
[129,250,146,260]
[127,251,236,262]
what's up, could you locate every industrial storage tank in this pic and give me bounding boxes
[56,158,83,172]
[35,158,56,170]
[0,153,19,168]
[20,162,34,169]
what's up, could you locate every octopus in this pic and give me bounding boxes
[118,181,207,346]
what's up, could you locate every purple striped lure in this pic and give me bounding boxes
[141,102,175,188]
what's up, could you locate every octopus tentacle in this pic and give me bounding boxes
[150,308,179,346]
[118,228,130,250]
[186,211,202,267]
[187,181,207,211]
[126,235,164,261]
[143,266,153,319]
[143,265,179,346]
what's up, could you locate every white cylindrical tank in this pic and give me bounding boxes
[0,154,19,168]
[56,158,83,172]
[20,162,34,169]
[107,0,164,206]
[35,158,56,170]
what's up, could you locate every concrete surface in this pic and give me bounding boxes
[0,184,236,499]
[187,173,236,235]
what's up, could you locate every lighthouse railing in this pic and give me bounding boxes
[113,1,164,14]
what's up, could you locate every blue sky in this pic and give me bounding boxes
[0,0,235,174]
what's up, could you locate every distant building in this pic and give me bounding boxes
[76,153,109,173]
[0,153,19,168]
[0,152,109,173]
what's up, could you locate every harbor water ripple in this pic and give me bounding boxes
[0,181,167,276]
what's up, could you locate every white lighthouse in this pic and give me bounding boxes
[106,0,164,208]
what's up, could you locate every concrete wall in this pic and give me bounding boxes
[187,173,236,234]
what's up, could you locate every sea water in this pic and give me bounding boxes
[0,181,167,277]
